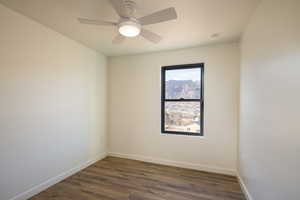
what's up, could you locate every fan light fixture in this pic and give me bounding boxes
[118,21,141,37]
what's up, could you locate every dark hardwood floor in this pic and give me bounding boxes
[30,156,245,200]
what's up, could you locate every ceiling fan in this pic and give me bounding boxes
[78,0,178,44]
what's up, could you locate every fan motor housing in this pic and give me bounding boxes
[123,0,137,16]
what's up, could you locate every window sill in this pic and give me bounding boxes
[161,132,204,137]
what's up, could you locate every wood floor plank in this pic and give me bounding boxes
[29,156,246,200]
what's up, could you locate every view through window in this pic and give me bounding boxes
[161,64,204,135]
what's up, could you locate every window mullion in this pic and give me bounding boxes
[164,99,201,102]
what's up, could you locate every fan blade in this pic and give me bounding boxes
[138,7,177,26]
[109,0,128,17]
[78,18,117,26]
[112,34,125,44]
[140,29,162,43]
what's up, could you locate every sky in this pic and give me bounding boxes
[166,68,201,81]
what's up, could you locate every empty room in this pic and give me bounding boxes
[0,0,299,200]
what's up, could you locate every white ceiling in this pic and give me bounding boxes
[0,0,260,56]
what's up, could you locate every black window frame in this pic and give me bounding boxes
[161,63,204,136]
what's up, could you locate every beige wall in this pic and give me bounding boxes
[239,0,300,199]
[108,43,240,175]
[0,4,107,200]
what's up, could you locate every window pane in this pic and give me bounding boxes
[165,102,201,134]
[166,68,201,99]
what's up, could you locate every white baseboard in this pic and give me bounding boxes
[9,152,107,200]
[108,152,236,176]
[237,174,253,200]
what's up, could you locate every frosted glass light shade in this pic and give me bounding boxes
[118,21,141,37]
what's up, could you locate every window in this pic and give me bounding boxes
[161,63,204,136]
